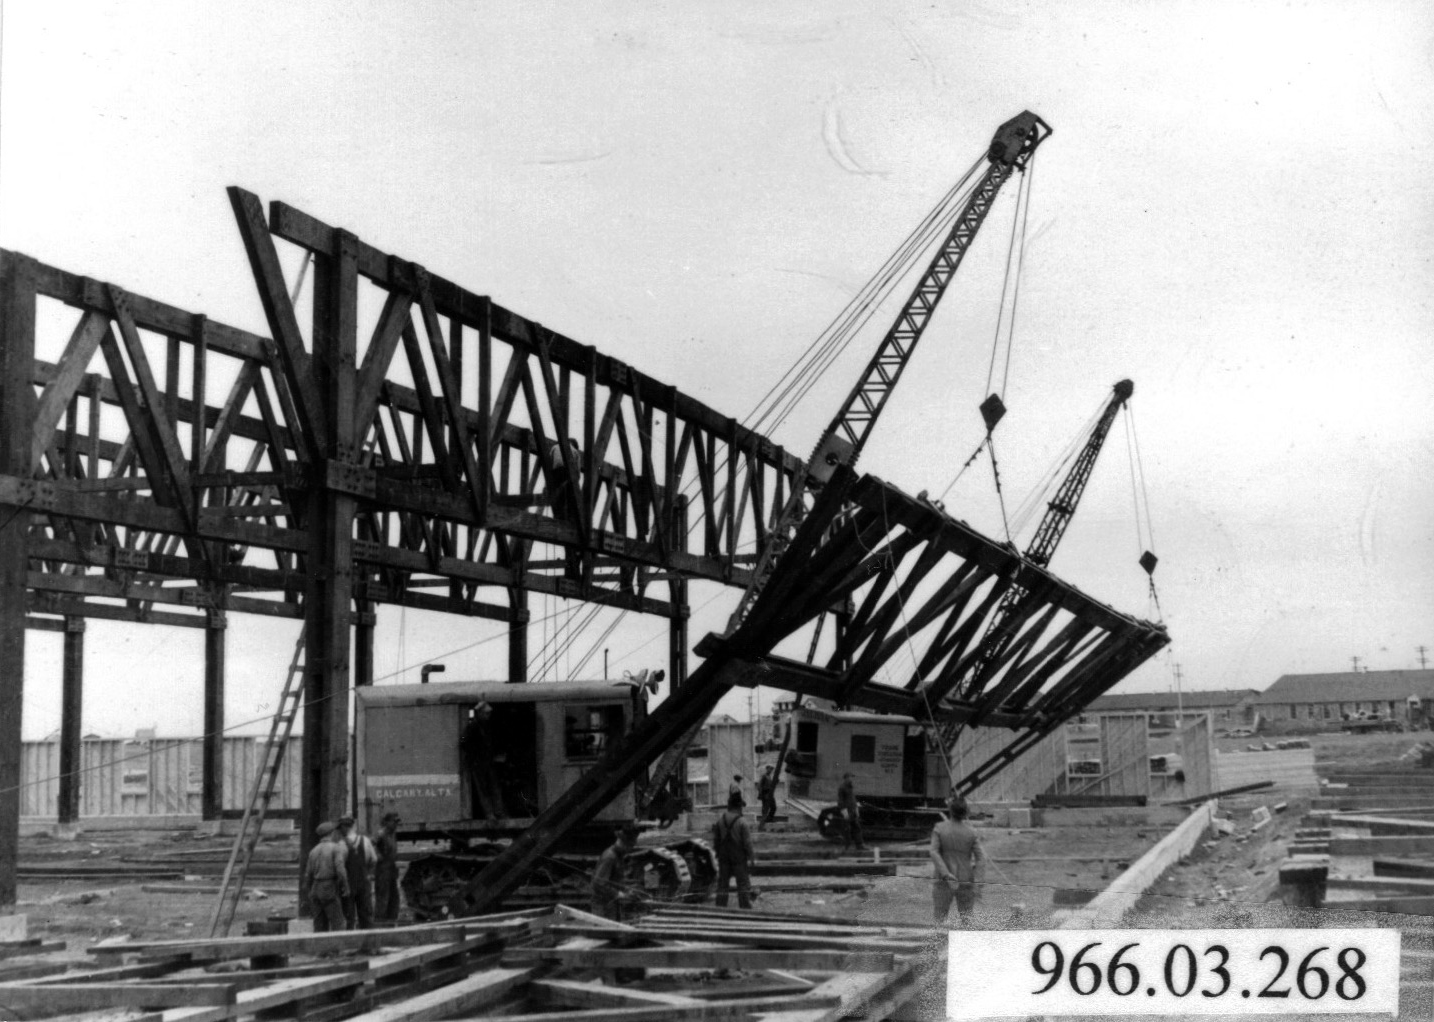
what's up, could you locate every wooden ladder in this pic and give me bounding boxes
[208,626,306,937]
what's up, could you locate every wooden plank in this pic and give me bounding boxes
[0,982,237,1010]
[29,957,190,984]
[531,978,704,1009]
[341,966,532,1022]
[482,994,843,1022]
[88,923,483,961]
[0,962,68,982]
[0,940,65,958]
[749,966,912,1022]
[503,948,895,972]
[1330,835,1434,856]
[551,925,921,954]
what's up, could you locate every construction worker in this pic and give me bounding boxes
[337,815,377,930]
[930,794,985,926]
[711,792,755,909]
[303,821,349,933]
[757,764,778,831]
[462,701,507,820]
[373,812,402,925]
[837,772,866,853]
[728,773,745,808]
[591,822,640,920]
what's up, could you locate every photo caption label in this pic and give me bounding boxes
[946,928,1399,1018]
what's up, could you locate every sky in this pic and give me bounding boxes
[1,1,1431,740]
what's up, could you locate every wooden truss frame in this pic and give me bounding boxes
[0,188,1166,912]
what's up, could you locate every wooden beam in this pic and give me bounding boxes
[0,253,35,910]
[0,983,237,1010]
[476,993,844,1022]
[57,617,83,824]
[339,966,532,1022]
[226,188,326,461]
[531,979,703,1010]
[502,947,894,972]
[31,310,107,465]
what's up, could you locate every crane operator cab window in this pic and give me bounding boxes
[564,704,625,760]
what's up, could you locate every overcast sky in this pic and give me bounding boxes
[2,1,1431,740]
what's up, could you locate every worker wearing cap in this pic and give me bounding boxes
[337,815,377,930]
[374,812,402,925]
[930,794,985,926]
[837,773,865,853]
[712,793,755,909]
[303,821,349,933]
[591,822,640,920]
[728,774,745,808]
[757,764,778,831]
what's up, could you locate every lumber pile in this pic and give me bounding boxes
[1282,769,1434,914]
[0,904,936,1021]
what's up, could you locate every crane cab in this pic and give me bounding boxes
[782,705,948,802]
[355,679,646,836]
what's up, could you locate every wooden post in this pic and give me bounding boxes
[508,587,528,683]
[57,617,85,825]
[202,610,226,821]
[354,602,374,689]
[667,499,690,796]
[1279,856,1328,909]
[297,228,359,911]
[0,254,36,909]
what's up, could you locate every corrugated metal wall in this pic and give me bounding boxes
[20,737,304,818]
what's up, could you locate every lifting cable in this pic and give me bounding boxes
[1006,397,1108,538]
[1123,407,1164,622]
[673,153,989,534]
[933,152,1040,521]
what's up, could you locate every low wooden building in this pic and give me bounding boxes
[1084,688,1258,729]
[1249,669,1434,726]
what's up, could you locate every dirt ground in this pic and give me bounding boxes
[11,729,1434,1018]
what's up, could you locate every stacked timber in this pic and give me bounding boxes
[0,904,935,1021]
[1283,769,1434,914]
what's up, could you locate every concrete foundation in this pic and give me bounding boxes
[1057,801,1218,928]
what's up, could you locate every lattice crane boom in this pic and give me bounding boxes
[1025,378,1133,569]
[729,111,1052,632]
[933,377,1134,750]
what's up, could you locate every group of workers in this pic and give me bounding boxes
[303,812,404,931]
[589,764,986,926]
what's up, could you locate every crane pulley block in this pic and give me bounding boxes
[979,393,1007,433]
[808,433,856,486]
[989,111,1052,169]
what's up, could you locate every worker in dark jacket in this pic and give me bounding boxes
[338,815,376,930]
[373,812,402,925]
[930,794,985,926]
[591,823,640,920]
[757,764,778,831]
[711,793,755,909]
[303,821,349,933]
[837,772,866,852]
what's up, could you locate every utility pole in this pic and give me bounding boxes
[1418,646,1429,670]
[1351,655,1363,674]
[1173,664,1184,726]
